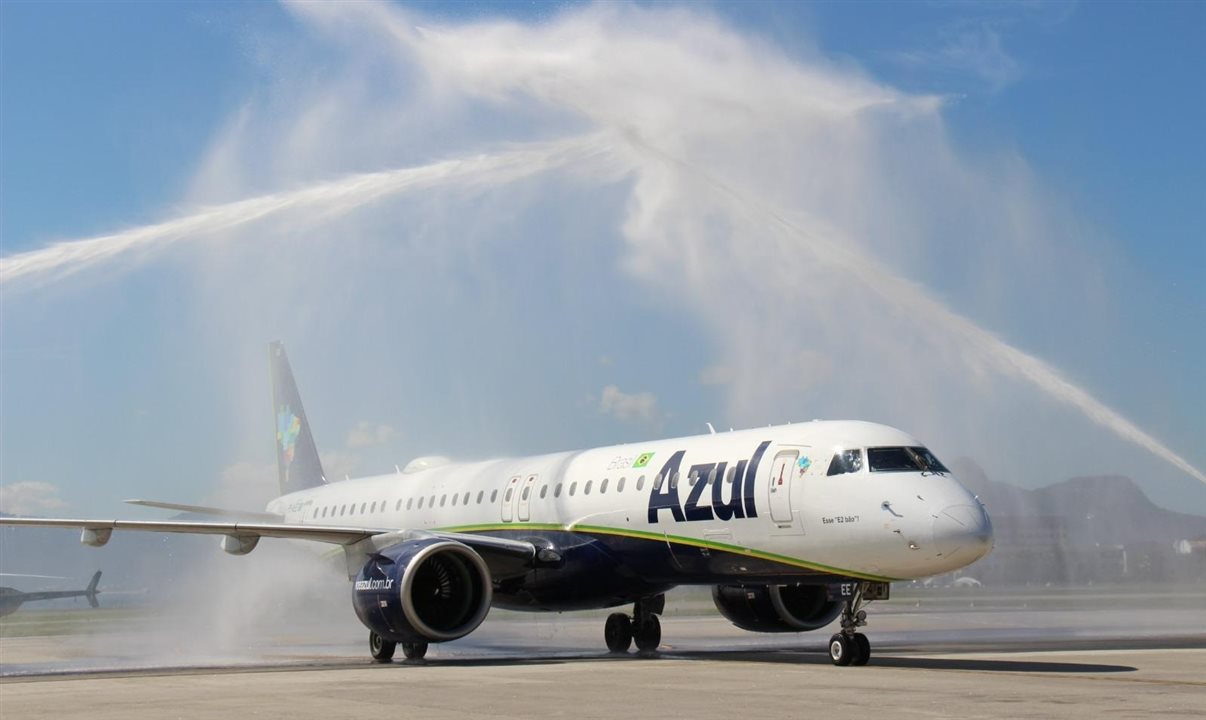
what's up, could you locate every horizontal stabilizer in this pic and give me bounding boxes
[125,499,281,522]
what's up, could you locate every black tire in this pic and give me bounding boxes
[369,632,396,663]
[402,641,429,660]
[634,615,661,652]
[605,613,633,653]
[828,633,853,666]
[852,633,870,666]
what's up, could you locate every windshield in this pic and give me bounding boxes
[826,448,863,476]
[867,446,949,474]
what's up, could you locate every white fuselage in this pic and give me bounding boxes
[267,421,993,584]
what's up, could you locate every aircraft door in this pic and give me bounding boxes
[501,476,520,522]
[768,450,798,525]
[518,475,537,522]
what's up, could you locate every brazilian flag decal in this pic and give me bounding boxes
[633,452,655,469]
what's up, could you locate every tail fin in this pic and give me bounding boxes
[85,571,101,609]
[270,341,327,495]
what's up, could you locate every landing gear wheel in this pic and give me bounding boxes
[369,632,396,663]
[633,615,661,652]
[402,641,428,660]
[605,613,633,653]
[828,633,853,666]
[852,633,870,666]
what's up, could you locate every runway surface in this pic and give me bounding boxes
[3,593,1204,719]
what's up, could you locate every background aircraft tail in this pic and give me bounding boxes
[270,341,327,496]
[85,570,101,608]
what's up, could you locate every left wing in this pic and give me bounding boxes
[0,517,542,579]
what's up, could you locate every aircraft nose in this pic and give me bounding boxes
[932,504,994,566]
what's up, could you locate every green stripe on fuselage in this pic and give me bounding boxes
[436,522,898,582]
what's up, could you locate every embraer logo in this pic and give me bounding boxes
[647,441,770,523]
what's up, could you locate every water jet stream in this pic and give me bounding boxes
[626,134,1206,486]
[0,135,607,288]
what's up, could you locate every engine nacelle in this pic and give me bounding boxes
[352,538,492,643]
[712,583,841,633]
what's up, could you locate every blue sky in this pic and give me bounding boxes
[1,1,1203,517]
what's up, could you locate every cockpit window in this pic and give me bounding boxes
[867,446,949,474]
[826,449,863,476]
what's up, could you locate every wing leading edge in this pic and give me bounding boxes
[0,517,540,580]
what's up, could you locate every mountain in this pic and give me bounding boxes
[949,460,1206,547]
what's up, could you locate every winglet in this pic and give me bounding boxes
[270,342,326,496]
[85,571,101,609]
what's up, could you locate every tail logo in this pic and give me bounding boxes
[277,406,302,467]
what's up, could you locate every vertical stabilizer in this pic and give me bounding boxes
[85,571,101,608]
[270,341,326,495]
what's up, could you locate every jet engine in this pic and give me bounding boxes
[352,538,492,644]
[712,583,841,633]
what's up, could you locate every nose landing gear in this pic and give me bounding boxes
[829,581,874,666]
[604,594,664,654]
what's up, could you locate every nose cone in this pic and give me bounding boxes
[932,503,993,568]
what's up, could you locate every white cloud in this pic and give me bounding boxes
[598,385,661,425]
[893,19,1026,94]
[345,421,398,449]
[0,481,65,515]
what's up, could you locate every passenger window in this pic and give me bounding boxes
[438,495,445,507]
[554,483,563,498]
[370,501,377,513]
[569,482,578,496]
[505,488,514,502]
[522,486,531,501]
[418,497,424,509]
[617,477,626,492]
[726,466,736,484]
[340,505,347,516]
[688,471,698,487]
[429,495,436,507]
[395,499,403,511]
[360,502,367,514]
[451,494,458,506]
[540,485,548,499]
[670,472,680,489]
[600,478,609,494]
[652,474,662,490]
[490,490,498,503]
[463,492,470,505]
[637,475,645,491]
[407,498,414,510]
[584,480,593,495]
[477,491,484,504]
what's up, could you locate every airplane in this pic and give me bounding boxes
[0,342,993,666]
[0,571,102,617]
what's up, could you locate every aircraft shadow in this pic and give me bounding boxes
[381,647,1137,674]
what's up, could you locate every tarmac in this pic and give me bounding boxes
[3,595,1205,719]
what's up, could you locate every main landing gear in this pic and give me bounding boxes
[828,582,872,666]
[369,631,428,663]
[604,594,665,654]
